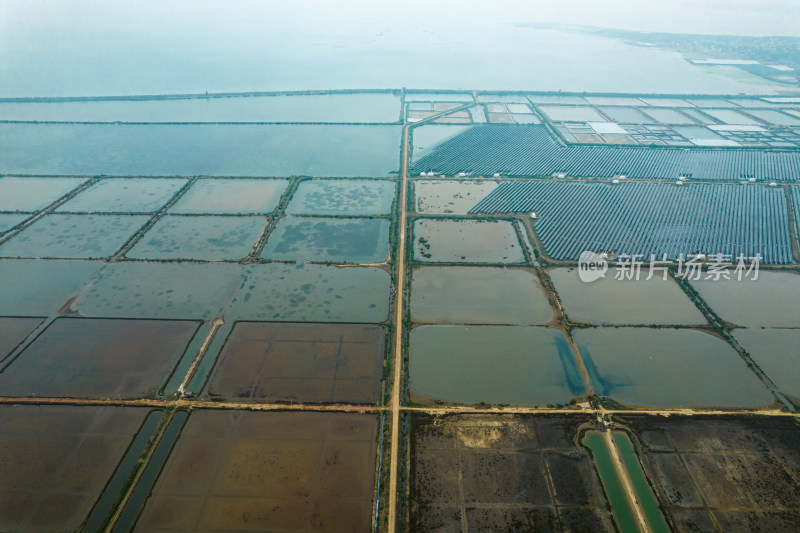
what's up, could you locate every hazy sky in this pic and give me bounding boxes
[1,0,798,96]
[4,0,799,36]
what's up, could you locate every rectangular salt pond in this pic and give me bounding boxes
[690,271,800,327]
[57,177,187,213]
[0,214,29,233]
[205,323,385,404]
[0,405,149,532]
[744,109,800,126]
[507,103,533,114]
[285,179,395,215]
[734,329,800,403]
[132,411,378,532]
[528,95,588,105]
[229,263,391,323]
[640,98,694,107]
[539,105,605,122]
[411,124,471,164]
[549,268,705,325]
[169,178,289,214]
[72,261,244,320]
[0,317,43,363]
[413,180,498,214]
[410,266,553,325]
[0,259,101,316]
[685,98,738,108]
[0,318,198,398]
[409,325,584,405]
[700,109,760,125]
[598,107,651,123]
[585,96,646,106]
[573,328,774,408]
[0,92,401,123]
[672,125,723,140]
[262,216,390,263]
[477,94,531,104]
[0,177,87,212]
[127,215,267,260]
[511,113,540,124]
[413,219,524,263]
[0,123,401,177]
[641,108,696,124]
[0,214,147,259]
[71,261,391,323]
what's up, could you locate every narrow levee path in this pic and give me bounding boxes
[387,123,411,533]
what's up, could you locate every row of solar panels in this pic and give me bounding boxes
[412,124,800,181]
[470,180,794,263]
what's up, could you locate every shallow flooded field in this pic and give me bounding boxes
[170,178,289,214]
[734,328,800,402]
[0,214,147,259]
[0,317,42,363]
[0,318,198,398]
[0,176,87,212]
[413,180,497,214]
[262,216,390,263]
[0,123,401,177]
[127,215,267,260]
[409,325,584,405]
[691,271,800,327]
[616,415,800,532]
[410,413,615,532]
[410,266,552,325]
[413,219,524,263]
[0,404,149,532]
[57,177,187,213]
[206,322,385,404]
[286,179,395,215]
[549,268,705,325]
[0,92,401,123]
[133,410,378,532]
[573,328,774,408]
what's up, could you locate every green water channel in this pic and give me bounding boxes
[582,430,669,533]
[613,432,671,533]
